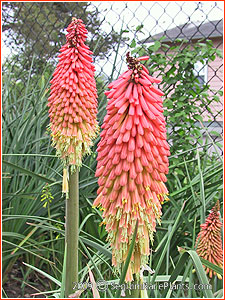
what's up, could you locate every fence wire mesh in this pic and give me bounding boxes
[2,1,223,151]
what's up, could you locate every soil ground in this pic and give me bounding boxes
[3,260,51,298]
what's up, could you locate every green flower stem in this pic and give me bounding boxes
[129,276,140,298]
[65,168,79,297]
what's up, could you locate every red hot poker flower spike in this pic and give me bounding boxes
[93,52,170,281]
[48,18,98,170]
[195,200,223,279]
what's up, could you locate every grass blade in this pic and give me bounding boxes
[23,262,61,287]
[80,236,112,259]
[2,160,55,184]
[162,251,189,297]
[196,149,206,223]
[115,220,138,298]
[187,250,214,298]
[150,202,186,285]
[60,243,67,298]
[199,257,223,276]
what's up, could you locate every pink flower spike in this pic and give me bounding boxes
[48,18,99,169]
[195,200,223,279]
[93,52,170,281]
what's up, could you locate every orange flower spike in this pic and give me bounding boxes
[195,200,223,279]
[93,52,170,281]
[48,18,98,170]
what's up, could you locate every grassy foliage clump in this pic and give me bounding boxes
[2,48,223,298]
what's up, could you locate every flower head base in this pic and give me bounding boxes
[48,18,98,169]
[93,53,170,281]
[195,200,223,279]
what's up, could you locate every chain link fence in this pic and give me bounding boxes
[2,1,223,150]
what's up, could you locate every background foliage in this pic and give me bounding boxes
[2,2,126,62]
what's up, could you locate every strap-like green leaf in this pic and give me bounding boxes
[3,160,55,183]
[187,250,214,298]
[115,220,138,298]
[60,243,67,298]
[199,257,223,276]
[23,262,61,287]
[163,249,215,298]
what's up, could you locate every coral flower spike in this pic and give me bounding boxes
[195,200,223,279]
[48,18,98,178]
[93,52,170,281]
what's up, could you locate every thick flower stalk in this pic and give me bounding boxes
[48,18,98,169]
[195,200,223,279]
[93,53,170,281]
